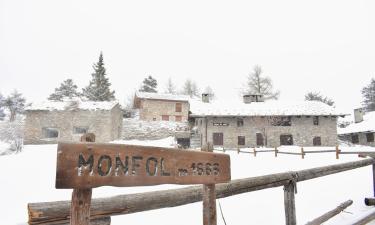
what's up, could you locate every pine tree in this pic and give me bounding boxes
[3,90,26,122]
[82,52,116,101]
[305,91,335,106]
[362,78,375,112]
[139,75,158,93]
[165,77,176,94]
[181,79,200,98]
[243,65,280,100]
[48,79,81,101]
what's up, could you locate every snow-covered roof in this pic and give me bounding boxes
[26,100,119,111]
[338,111,375,135]
[190,99,345,117]
[135,92,189,102]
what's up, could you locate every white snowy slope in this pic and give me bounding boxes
[26,100,119,111]
[1,139,375,225]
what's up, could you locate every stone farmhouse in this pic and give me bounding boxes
[189,94,344,148]
[338,109,375,147]
[133,92,190,122]
[24,100,122,144]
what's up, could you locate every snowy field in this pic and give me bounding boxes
[1,138,375,225]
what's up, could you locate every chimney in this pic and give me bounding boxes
[354,108,364,123]
[243,94,264,104]
[202,93,210,103]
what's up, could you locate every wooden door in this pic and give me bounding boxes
[213,133,223,146]
[256,133,264,146]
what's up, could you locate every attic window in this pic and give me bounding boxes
[313,116,319,125]
[237,118,244,127]
[42,128,59,139]
[271,116,291,126]
[73,127,88,134]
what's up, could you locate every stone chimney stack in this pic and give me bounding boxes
[354,108,364,123]
[243,94,264,104]
[202,93,209,103]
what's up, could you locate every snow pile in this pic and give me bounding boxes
[122,118,189,140]
[135,91,189,102]
[190,99,344,117]
[0,118,24,154]
[338,111,375,134]
[1,142,375,225]
[26,100,119,111]
[0,140,11,155]
[112,136,176,148]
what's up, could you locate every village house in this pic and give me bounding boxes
[189,94,344,148]
[338,109,375,147]
[133,92,190,122]
[24,100,122,144]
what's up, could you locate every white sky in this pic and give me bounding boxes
[1,0,374,113]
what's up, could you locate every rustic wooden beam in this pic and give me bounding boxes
[350,209,375,225]
[284,182,296,225]
[305,200,353,225]
[58,217,110,225]
[28,158,375,225]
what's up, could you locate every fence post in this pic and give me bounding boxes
[253,148,257,157]
[336,146,340,159]
[275,147,278,157]
[284,181,296,225]
[372,162,375,197]
[202,142,217,225]
[70,133,96,225]
[301,147,304,159]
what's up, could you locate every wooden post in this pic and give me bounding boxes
[253,148,257,157]
[70,134,95,225]
[275,147,278,157]
[372,163,375,197]
[301,147,305,159]
[237,147,240,154]
[202,142,217,225]
[284,182,296,225]
[336,145,340,159]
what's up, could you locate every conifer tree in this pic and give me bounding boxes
[305,91,335,106]
[48,79,81,101]
[362,78,375,112]
[139,75,158,93]
[3,90,26,122]
[82,52,115,101]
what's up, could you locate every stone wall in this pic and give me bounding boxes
[195,116,338,148]
[138,99,189,122]
[24,105,122,144]
[339,132,375,147]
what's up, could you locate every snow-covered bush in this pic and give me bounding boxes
[0,117,24,153]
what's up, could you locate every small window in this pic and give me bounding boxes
[73,127,88,134]
[313,116,319,125]
[313,136,321,146]
[175,116,182,122]
[153,117,157,121]
[238,136,245,146]
[162,115,169,121]
[366,133,374,142]
[271,116,291,126]
[280,134,293,145]
[175,103,182,112]
[42,128,59,138]
[200,120,203,125]
[352,134,359,144]
[237,118,244,127]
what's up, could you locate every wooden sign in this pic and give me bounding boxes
[56,142,231,189]
[213,122,229,126]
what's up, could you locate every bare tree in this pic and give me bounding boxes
[165,77,177,94]
[181,79,200,98]
[243,65,280,100]
[361,78,375,112]
[3,90,26,122]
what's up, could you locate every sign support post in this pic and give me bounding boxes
[202,142,217,225]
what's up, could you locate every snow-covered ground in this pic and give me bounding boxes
[1,138,375,225]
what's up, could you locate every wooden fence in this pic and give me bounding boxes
[28,157,375,225]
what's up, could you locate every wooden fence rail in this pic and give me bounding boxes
[28,158,375,225]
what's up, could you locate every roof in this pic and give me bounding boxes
[135,91,189,102]
[26,100,119,111]
[338,111,375,135]
[190,99,345,117]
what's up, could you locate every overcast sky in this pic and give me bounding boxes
[1,0,374,113]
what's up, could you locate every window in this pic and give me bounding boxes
[280,134,293,145]
[162,115,169,121]
[237,118,244,127]
[366,133,374,142]
[238,136,245,146]
[213,133,223,145]
[352,134,359,144]
[175,116,182,122]
[256,133,264,146]
[42,128,59,138]
[313,116,319,125]
[271,116,291,126]
[73,127,88,134]
[153,117,156,121]
[175,103,182,112]
[313,136,321,146]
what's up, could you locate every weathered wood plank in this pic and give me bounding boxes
[56,142,231,189]
[29,158,375,225]
[70,188,92,225]
[52,217,111,225]
[305,200,352,225]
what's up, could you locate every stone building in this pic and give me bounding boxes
[24,100,122,144]
[133,92,190,122]
[190,95,344,148]
[338,109,375,147]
